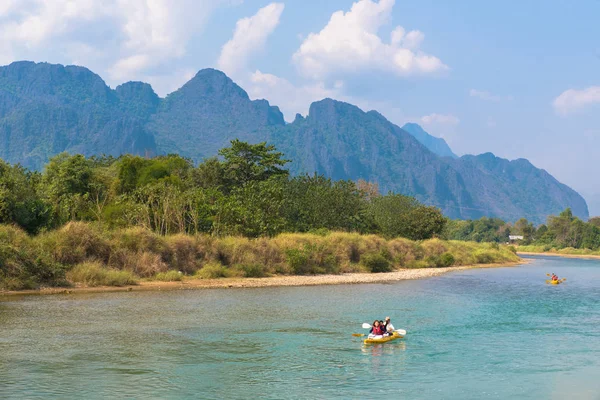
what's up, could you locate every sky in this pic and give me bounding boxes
[1,0,599,215]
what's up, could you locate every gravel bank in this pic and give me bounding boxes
[1,260,526,297]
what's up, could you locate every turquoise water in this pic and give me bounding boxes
[1,255,599,399]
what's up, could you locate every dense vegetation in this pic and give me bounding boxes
[0,222,519,291]
[0,61,588,223]
[0,140,446,238]
[444,209,600,252]
[0,140,523,290]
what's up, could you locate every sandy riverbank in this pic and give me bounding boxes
[0,260,527,297]
[518,251,600,260]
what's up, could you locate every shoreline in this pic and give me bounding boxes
[518,251,600,260]
[0,260,526,297]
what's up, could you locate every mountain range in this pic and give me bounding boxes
[0,61,589,224]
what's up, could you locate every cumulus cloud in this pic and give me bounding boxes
[247,70,340,120]
[292,0,447,79]
[0,0,234,94]
[245,69,411,127]
[469,89,512,102]
[420,113,460,126]
[553,86,600,116]
[218,3,285,77]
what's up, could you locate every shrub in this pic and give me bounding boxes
[285,244,339,275]
[110,226,168,256]
[36,221,111,265]
[235,263,268,278]
[112,250,167,277]
[195,263,234,279]
[153,270,183,282]
[0,225,66,289]
[164,234,203,274]
[439,252,455,267]
[361,252,392,273]
[67,262,137,287]
[473,249,497,264]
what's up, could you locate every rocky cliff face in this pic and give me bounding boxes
[0,62,156,169]
[401,123,458,159]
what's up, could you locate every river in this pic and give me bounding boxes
[1,255,599,399]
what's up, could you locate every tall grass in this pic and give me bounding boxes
[0,222,521,290]
[518,245,600,256]
[67,262,137,287]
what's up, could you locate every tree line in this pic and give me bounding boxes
[0,140,446,240]
[443,209,600,250]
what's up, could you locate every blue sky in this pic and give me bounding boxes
[1,0,599,215]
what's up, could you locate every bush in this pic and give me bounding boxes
[111,250,167,277]
[164,234,203,274]
[195,263,234,279]
[439,252,455,267]
[473,250,497,264]
[285,244,339,275]
[153,270,183,282]
[36,222,111,265]
[0,225,66,289]
[235,263,268,278]
[361,252,392,273]
[67,262,137,287]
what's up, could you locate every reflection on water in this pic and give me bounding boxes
[1,256,600,399]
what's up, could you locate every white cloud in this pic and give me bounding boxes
[217,3,284,77]
[469,89,512,102]
[553,86,600,116]
[292,0,447,79]
[247,70,340,120]
[246,70,412,128]
[421,113,460,126]
[0,0,234,94]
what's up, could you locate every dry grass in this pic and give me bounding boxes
[1,222,521,289]
[67,261,137,287]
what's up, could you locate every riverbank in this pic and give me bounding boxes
[1,222,521,292]
[1,260,527,297]
[518,251,600,260]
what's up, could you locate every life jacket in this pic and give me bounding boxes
[372,325,384,335]
[552,275,558,281]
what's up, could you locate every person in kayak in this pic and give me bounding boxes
[369,320,385,336]
[383,316,395,332]
[551,273,559,282]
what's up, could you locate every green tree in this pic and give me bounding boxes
[42,153,94,224]
[0,161,49,233]
[219,140,289,189]
[214,177,286,237]
[366,194,421,238]
[405,206,447,240]
[282,174,366,233]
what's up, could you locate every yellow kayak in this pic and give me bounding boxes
[364,332,404,344]
[546,278,566,285]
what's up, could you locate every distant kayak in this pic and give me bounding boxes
[364,332,404,344]
[546,278,566,285]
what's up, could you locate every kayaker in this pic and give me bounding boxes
[384,316,395,332]
[551,273,559,281]
[369,320,385,336]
